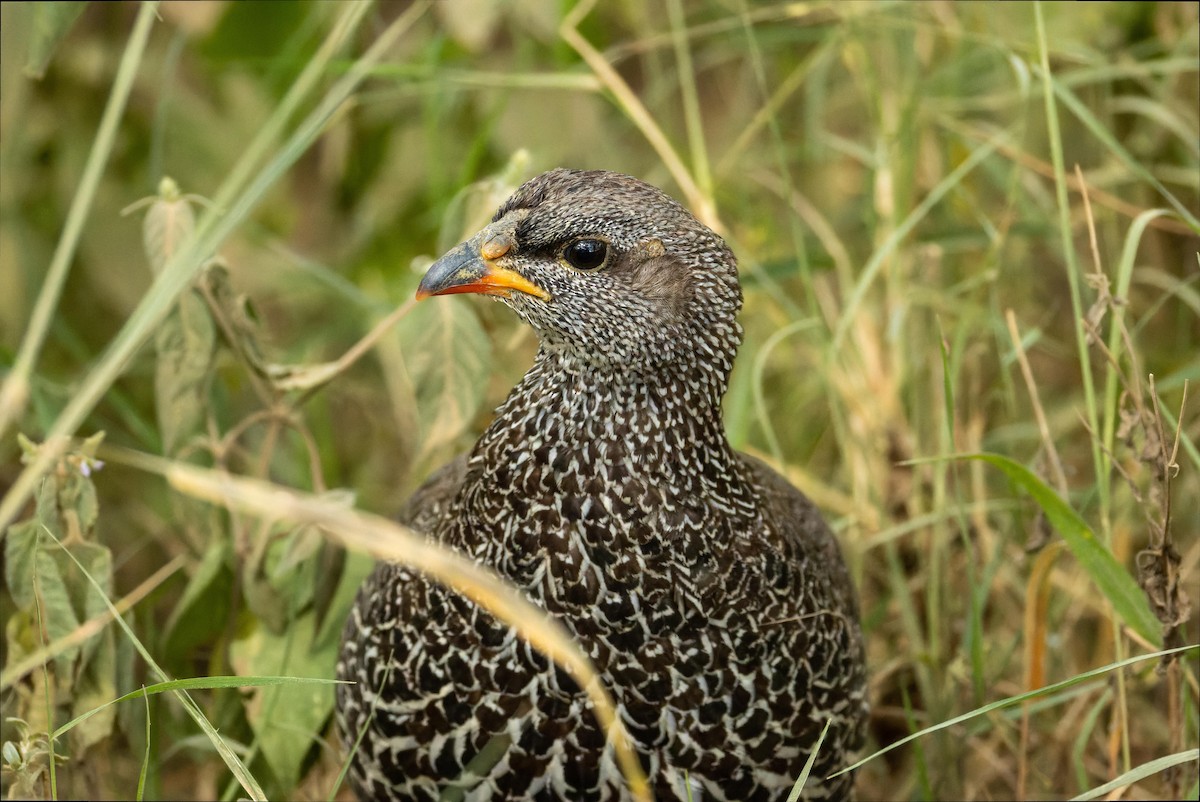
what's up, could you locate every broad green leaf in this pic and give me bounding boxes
[242,508,338,635]
[242,534,291,635]
[162,540,234,661]
[966,453,1161,647]
[314,549,375,650]
[140,179,198,276]
[152,276,224,553]
[55,461,100,535]
[69,627,117,754]
[154,290,216,457]
[32,548,81,682]
[230,612,339,791]
[3,452,112,688]
[4,608,40,668]
[4,519,42,609]
[393,297,492,461]
[51,540,112,666]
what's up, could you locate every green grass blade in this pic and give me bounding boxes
[1100,209,1175,469]
[786,718,831,802]
[53,675,347,742]
[41,525,267,801]
[830,136,1001,353]
[1072,688,1113,793]
[1045,76,1199,231]
[329,657,393,801]
[1070,748,1199,801]
[666,0,712,200]
[136,688,150,802]
[0,0,159,441]
[0,1,432,536]
[751,319,820,464]
[1033,0,1107,526]
[966,452,1161,646]
[940,322,986,704]
[835,644,1195,776]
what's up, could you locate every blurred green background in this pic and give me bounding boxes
[1,1,1197,800]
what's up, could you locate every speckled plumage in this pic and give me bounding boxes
[336,169,867,801]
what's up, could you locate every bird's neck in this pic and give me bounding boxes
[495,348,736,475]
[448,348,757,556]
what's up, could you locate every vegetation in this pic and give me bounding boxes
[1,1,1196,799]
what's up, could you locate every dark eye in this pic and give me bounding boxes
[561,238,608,271]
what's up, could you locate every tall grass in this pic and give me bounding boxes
[1,2,1196,800]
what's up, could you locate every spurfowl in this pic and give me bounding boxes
[336,169,867,801]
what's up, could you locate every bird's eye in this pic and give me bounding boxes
[561,238,609,271]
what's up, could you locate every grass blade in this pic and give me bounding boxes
[41,526,267,800]
[830,135,1001,353]
[53,676,346,742]
[1070,748,1199,801]
[965,452,1161,646]
[786,718,831,802]
[0,0,160,440]
[136,688,150,802]
[0,1,431,535]
[149,452,653,802]
[1045,75,1199,231]
[835,644,1196,776]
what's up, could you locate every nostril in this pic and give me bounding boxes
[482,234,513,260]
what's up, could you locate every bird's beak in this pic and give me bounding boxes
[415,239,550,302]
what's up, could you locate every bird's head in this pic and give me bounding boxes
[417,169,743,383]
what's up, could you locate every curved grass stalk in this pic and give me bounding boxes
[149,453,654,802]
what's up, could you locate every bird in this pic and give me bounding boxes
[336,168,867,801]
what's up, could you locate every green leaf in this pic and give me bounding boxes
[61,466,101,534]
[35,549,82,680]
[241,513,332,635]
[241,536,290,635]
[69,627,117,754]
[230,613,340,791]
[154,290,216,457]
[314,549,375,650]
[4,608,40,666]
[140,179,198,276]
[23,1,89,79]
[5,519,42,609]
[52,540,112,665]
[163,540,234,661]
[393,297,492,461]
[966,452,1161,646]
